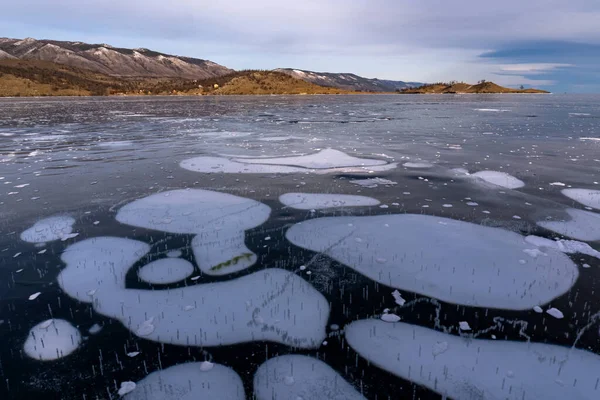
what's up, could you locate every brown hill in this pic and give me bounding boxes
[0,37,232,79]
[400,81,549,94]
[0,61,350,96]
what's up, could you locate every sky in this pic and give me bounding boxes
[2,0,600,92]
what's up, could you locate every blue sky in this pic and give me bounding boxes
[2,0,599,92]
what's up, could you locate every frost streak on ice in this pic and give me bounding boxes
[58,237,329,348]
[124,362,245,400]
[279,193,380,210]
[180,148,397,174]
[537,208,600,241]
[471,171,525,189]
[138,258,195,284]
[116,189,270,275]
[254,355,366,400]
[20,216,76,243]
[346,320,600,400]
[562,189,600,210]
[286,215,578,310]
[24,319,81,361]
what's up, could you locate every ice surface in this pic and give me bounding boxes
[20,216,76,243]
[279,193,380,210]
[471,171,525,189]
[180,148,397,174]
[254,355,365,400]
[562,189,600,210]
[116,189,271,275]
[58,237,329,348]
[138,258,195,284]
[124,362,244,400]
[537,209,600,241]
[286,215,578,310]
[24,319,81,361]
[346,320,600,400]
[525,235,600,260]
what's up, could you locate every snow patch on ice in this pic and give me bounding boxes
[537,208,600,241]
[124,362,245,399]
[525,235,600,260]
[562,189,600,210]
[346,320,600,400]
[471,171,525,189]
[24,319,81,361]
[286,215,578,310]
[20,216,76,243]
[180,149,396,174]
[350,178,398,188]
[117,189,270,275]
[138,258,195,284]
[58,237,329,348]
[280,193,380,210]
[254,355,365,400]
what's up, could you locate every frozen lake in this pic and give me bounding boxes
[0,94,599,399]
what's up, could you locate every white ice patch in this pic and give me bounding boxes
[525,235,600,260]
[350,178,398,188]
[562,189,600,210]
[471,171,525,189]
[392,290,406,306]
[180,148,396,174]
[280,193,380,210]
[475,108,510,112]
[116,189,270,275]
[286,215,578,310]
[458,321,471,331]
[346,320,600,400]
[20,216,76,243]
[537,208,600,241]
[403,162,433,168]
[24,319,81,361]
[58,237,329,348]
[546,307,564,319]
[254,355,366,400]
[124,362,245,400]
[138,258,195,284]
[381,313,401,323]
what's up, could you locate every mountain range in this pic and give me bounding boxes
[275,68,422,92]
[0,37,420,92]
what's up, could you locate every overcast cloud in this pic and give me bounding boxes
[2,0,599,91]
